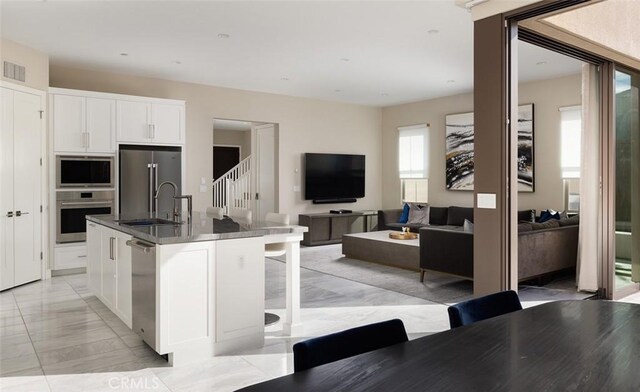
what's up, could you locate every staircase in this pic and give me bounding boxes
[212,155,252,214]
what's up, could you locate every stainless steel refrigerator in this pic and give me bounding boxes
[119,145,182,215]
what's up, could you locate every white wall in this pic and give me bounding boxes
[0,38,49,91]
[381,73,582,213]
[50,65,382,223]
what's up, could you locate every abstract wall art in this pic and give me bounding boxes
[445,104,535,191]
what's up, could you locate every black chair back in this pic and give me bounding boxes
[293,319,408,372]
[448,290,522,329]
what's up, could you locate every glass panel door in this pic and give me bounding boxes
[614,68,640,294]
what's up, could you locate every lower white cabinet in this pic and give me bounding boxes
[53,244,87,270]
[86,222,132,328]
[215,237,264,343]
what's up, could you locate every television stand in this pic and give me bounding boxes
[298,211,377,246]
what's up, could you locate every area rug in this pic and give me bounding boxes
[269,244,594,305]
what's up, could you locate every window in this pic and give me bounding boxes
[560,106,582,179]
[398,124,429,179]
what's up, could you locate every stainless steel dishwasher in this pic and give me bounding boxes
[127,239,157,351]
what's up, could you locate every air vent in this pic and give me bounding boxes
[3,61,26,82]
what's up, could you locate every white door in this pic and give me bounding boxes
[254,124,276,221]
[0,88,15,290]
[86,98,115,153]
[117,100,150,143]
[151,103,183,144]
[12,90,42,287]
[53,94,85,153]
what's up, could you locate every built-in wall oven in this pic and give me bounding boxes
[56,191,114,243]
[56,156,115,188]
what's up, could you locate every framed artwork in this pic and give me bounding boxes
[445,104,535,192]
[445,112,475,191]
[517,104,535,192]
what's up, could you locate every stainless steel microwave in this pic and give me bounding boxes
[56,156,115,188]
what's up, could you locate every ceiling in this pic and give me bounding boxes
[1,1,582,107]
[213,119,252,132]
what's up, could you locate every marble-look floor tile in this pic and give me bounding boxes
[0,374,50,392]
[0,352,41,376]
[24,312,102,335]
[31,323,117,353]
[46,369,168,392]
[0,332,36,360]
[0,322,29,338]
[36,337,129,366]
[152,356,269,392]
[41,347,140,375]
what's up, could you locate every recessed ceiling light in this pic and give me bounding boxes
[536,61,547,66]
[446,80,455,83]
[120,53,128,57]
[334,89,342,93]
[281,77,289,81]
[381,92,389,96]
[428,29,439,35]
[217,33,230,39]
[340,58,350,62]
[173,60,182,65]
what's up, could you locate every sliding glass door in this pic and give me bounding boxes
[614,68,640,295]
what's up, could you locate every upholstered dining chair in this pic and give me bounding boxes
[206,206,224,219]
[447,290,523,329]
[264,212,290,258]
[293,319,408,372]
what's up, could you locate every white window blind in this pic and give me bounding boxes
[398,124,429,179]
[560,106,582,179]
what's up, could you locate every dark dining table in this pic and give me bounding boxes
[237,301,640,392]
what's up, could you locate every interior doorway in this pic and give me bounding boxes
[212,118,278,221]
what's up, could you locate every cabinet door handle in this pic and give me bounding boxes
[151,124,156,139]
[109,237,115,260]
[16,211,28,217]
[6,211,13,218]
[148,124,154,139]
[87,132,91,148]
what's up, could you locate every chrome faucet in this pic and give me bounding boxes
[154,181,192,223]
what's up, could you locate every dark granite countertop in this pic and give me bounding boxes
[86,211,307,245]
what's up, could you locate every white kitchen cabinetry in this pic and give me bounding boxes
[215,238,264,344]
[51,93,115,154]
[117,100,184,145]
[1,85,43,291]
[86,222,132,328]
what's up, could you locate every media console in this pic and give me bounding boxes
[298,211,377,246]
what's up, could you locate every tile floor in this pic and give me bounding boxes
[0,253,615,392]
[1,258,452,392]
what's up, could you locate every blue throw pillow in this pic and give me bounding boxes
[539,209,560,223]
[398,204,410,224]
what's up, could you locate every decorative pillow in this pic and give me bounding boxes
[517,209,536,223]
[407,203,430,225]
[398,203,410,224]
[447,206,474,226]
[559,214,580,227]
[429,207,448,225]
[539,209,560,223]
[531,219,560,230]
[463,219,474,233]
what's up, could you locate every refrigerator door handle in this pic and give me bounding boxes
[148,163,153,214]
[154,163,159,214]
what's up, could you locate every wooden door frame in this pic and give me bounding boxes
[0,81,49,281]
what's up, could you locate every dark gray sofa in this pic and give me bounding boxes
[378,206,474,233]
[419,218,579,282]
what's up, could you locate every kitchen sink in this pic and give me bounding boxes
[117,218,182,226]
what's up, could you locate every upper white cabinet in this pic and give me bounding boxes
[51,93,115,154]
[50,88,185,152]
[117,100,184,145]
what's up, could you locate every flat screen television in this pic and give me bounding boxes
[304,153,365,202]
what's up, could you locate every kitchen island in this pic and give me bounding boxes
[86,211,307,366]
